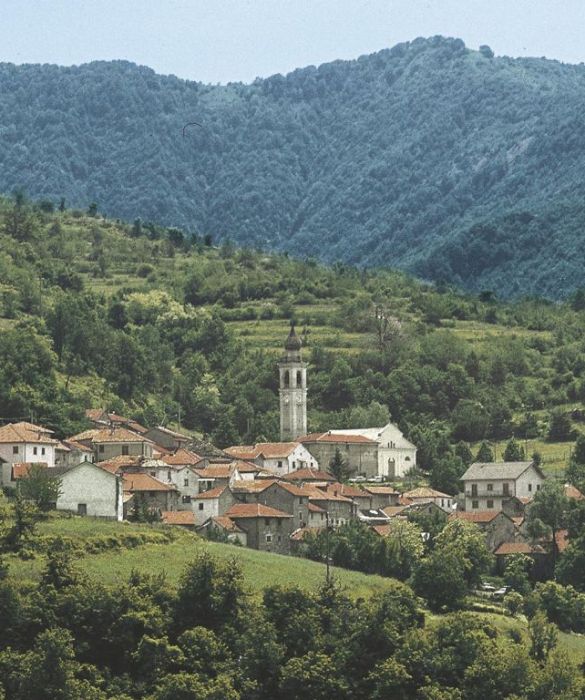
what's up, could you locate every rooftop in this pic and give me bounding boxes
[161,511,195,526]
[225,503,293,519]
[461,461,540,481]
[122,473,176,492]
[0,422,58,445]
[299,431,376,444]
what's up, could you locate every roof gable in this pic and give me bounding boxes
[461,461,541,482]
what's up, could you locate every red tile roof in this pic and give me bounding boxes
[372,524,393,537]
[11,462,48,479]
[494,542,545,555]
[382,505,409,518]
[164,448,203,466]
[403,487,451,499]
[290,526,325,541]
[195,464,233,479]
[299,432,376,444]
[123,473,176,492]
[161,511,196,525]
[211,516,245,533]
[92,428,153,444]
[326,482,369,499]
[364,486,399,496]
[0,422,58,445]
[449,511,500,524]
[195,486,227,500]
[231,480,276,493]
[97,455,142,473]
[225,503,293,519]
[555,529,569,553]
[565,484,584,500]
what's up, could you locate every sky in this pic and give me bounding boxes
[1,0,585,84]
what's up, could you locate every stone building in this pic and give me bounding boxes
[223,503,294,554]
[299,432,379,478]
[461,461,546,512]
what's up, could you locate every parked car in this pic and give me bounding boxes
[349,476,367,483]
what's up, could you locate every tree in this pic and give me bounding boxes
[547,409,574,442]
[451,400,489,442]
[454,441,473,467]
[279,651,348,700]
[58,197,66,212]
[434,519,492,587]
[412,551,467,612]
[329,447,350,482]
[3,492,38,552]
[18,464,61,511]
[475,441,494,463]
[503,437,525,462]
[528,611,558,662]
[87,202,98,217]
[526,480,569,563]
[503,553,532,595]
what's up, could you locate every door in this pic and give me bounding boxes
[77,503,87,516]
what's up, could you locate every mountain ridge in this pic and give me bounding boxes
[2,35,585,298]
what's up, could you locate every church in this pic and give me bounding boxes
[277,325,417,479]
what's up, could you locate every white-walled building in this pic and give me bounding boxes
[329,423,417,478]
[224,442,318,475]
[0,422,58,468]
[461,461,546,512]
[54,461,123,520]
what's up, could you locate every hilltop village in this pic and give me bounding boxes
[1,326,579,571]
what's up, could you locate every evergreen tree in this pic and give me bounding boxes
[329,447,350,482]
[475,441,494,463]
[503,437,525,462]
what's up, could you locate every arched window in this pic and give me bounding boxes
[283,370,290,388]
[297,370,303,388]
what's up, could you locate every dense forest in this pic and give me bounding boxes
[3,37,585,297]
[2,196,585,491]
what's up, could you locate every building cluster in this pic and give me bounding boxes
[0,327,581,565]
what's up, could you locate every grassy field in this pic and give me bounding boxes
[6,516,396,599]
[471,438,572,476]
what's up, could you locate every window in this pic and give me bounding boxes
[472,500,479,509]
[487,499,494,509]
[264,518,270,526]
[33,447,38,456]
[167,470,171,481]
[149,492,155,498]
[150,471,156,477]
[198,503,204,511]
[12,446,18,454]
[405,456,411,461]
[277,535,282,543]
[278,461,283,469]
[77,504,87,516]
[471,484,478,497]
[41,448,45,456]
[298,498,303,505]
[99,445,104,453]
[266,534,272,543]
[536,484,541,490]
[487,484,493,492]
[503,483,510,496]
[184,478,189,487]
[122,445,129,455]
[182,496,191,504]
[528,483,533,492]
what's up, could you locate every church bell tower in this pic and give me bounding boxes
[279,324,307,441]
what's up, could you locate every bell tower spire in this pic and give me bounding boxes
[278,323,307,441]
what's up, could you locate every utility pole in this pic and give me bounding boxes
[325,511,331,585]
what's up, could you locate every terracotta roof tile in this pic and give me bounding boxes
[123,473,176,492]
[161,511,195,525]
[164,448,203,466]
[382,505,409,518]
[11,462,48,479]
[299,432,376,444]
[403,486,451,499]
[97,455,142,473]
[225,503,293,519]
[555,529,569,553]
[195,486,227,499]
[565,484,584,500]
[372,524,393,536]
[0,422,58,445]
[211,516,245,533]
[231,479,277,493]
[290,526,325,541]
[364,486,399,496]
[449,511,500,524]
[494,542,545,555]
[92,428,153,444]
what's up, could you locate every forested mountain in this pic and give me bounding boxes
[2,36,585,296]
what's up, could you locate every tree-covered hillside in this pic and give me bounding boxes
[3,36,585,297]
[3,195,585,491]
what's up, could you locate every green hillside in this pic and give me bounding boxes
[2,196,585,487]
[3,37,585,297]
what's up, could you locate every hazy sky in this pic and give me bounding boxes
[2,0,585,84]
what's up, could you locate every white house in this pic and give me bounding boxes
[402,486,455,512]
[224,442,318,475]
[54,461,123,520]
[461,461,546,512]
[142,458,202,510]
[0,422,58,469]
[329,423,417,479]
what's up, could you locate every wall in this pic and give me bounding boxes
[57,463,122,520]
[95,442,153,462]
[0,442,56,467]
[303,441,378,478]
